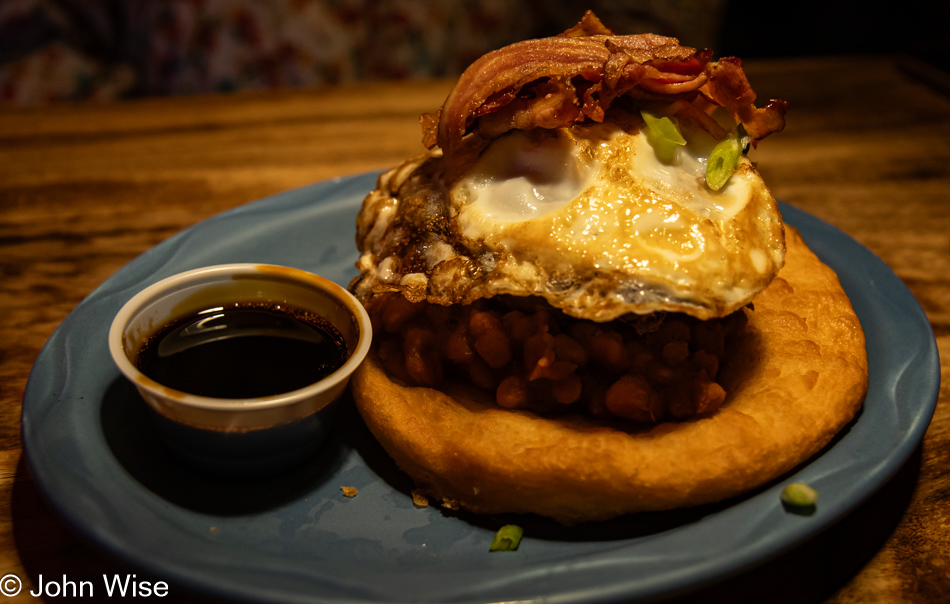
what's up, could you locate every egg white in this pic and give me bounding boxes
[448,123,784,319]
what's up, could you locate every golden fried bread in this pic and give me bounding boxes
[351,227,868,525]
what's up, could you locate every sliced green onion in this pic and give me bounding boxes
[489,524,524,552]
[640,111,686,164]
[705,132,742,191]
[781,483,818,508]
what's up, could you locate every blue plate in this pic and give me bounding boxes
[22,173,940,603]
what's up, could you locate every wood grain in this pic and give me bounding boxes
[1,56,948,602]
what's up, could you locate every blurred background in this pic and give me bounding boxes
[0,0,942,106]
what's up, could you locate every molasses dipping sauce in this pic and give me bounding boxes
[108,264,372,475]
[135,302,348,400]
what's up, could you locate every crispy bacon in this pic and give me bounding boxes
[702,57,788,144]
[428,35,611,153]
[424,10,786,154]
[474,77,582,140]
[559,10,614,37]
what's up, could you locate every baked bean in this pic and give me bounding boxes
[502,310,535,342]
[624,340,651,372]
[497,375,531,408]
[662,340,690,365]
[403,327,443,386]
[380,294,423,333]
[469,310,513,368]
[690,349,719,379]
[629,354,654,373]
[697,380,727,414]
[530,359,578,382]
[691,320,725,358]
[445,321,474,363]
[625,339,649,356]
[378,337,414,385]
[425,303,453,327]
[657,318,691,343]
[550,374,583,404]
[590,330,630,373]
[370,297,738,424]
[669,371,726,418]
[554,333,588,367]
[532,307,555,334]
[568,321,597,346]
[466,357,498,390]
[605,375,663,422]
[645,360,676,384]
[523,330,555,377]
[584,381,612,418]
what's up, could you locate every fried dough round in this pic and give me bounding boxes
[351,227,868,525]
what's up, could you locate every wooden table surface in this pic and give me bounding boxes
[1,54,948,603]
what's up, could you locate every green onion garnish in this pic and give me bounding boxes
[780,482,818,508]
[489,524,524,552]
[641,111,686,164]
[705,132,742,191]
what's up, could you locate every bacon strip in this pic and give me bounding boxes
[425,11,786,154]
[702,57,788,143]
[560,9,614,37]
[430,35,612,153]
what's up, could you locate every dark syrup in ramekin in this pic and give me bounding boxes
[136,302,348,399]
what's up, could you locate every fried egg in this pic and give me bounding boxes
[352,120,784,322]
